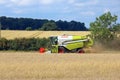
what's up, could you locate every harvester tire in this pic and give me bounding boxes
[58,47,65,53]
[77,49,85,53]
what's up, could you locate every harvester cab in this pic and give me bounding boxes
[49,34,93,53]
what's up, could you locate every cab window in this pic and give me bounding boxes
[50,37,58,45]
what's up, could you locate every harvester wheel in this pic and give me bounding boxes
[77,49,85,53]
[58,47,65,53]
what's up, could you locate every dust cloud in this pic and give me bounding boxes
[85,39,120,53]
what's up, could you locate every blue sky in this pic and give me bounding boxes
[0,0,120,28]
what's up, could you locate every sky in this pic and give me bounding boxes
[0,0,120,28]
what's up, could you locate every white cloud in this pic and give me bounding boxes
[80,11,95,16]
[74,0,98,7]
[0,0,38,8]
[62,7,72,13]
[38,0,65,5]
[68,0,75,4]
[13,9,23,14]
[10,0,36,6]
[0,0,7,4]
[39,0,55,5]
[1,0,63,7]
[104,8,110,13]
[19,0,36,6]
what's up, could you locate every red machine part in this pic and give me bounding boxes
[39,47,45,53]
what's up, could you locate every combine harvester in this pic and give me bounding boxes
[40,34,93,53]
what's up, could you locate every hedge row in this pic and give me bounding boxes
[0,38,50,51]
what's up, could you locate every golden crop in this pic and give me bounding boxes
[0,52,120,80]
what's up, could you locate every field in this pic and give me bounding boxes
[1,30,120,80]
[1,30,90,39]
[0,51,120,80]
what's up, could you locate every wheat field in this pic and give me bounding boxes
[0,51,120,80]
[1,30,90,39]
[1,30,120,80]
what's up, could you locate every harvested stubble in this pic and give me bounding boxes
[0,51,120,80]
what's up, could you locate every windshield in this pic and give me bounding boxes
[50,36,58,45]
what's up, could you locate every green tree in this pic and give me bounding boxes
[40,21,57,31]
[112,23,120,36]
[0,38,8,50]
[26,27,32,31]
[90,12,119,43]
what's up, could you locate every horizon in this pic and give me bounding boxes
[0,0,120,28]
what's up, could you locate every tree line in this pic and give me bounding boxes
[0,16,87,31]
[0,38,49,51]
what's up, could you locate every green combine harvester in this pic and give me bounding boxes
[49,34,93,53]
